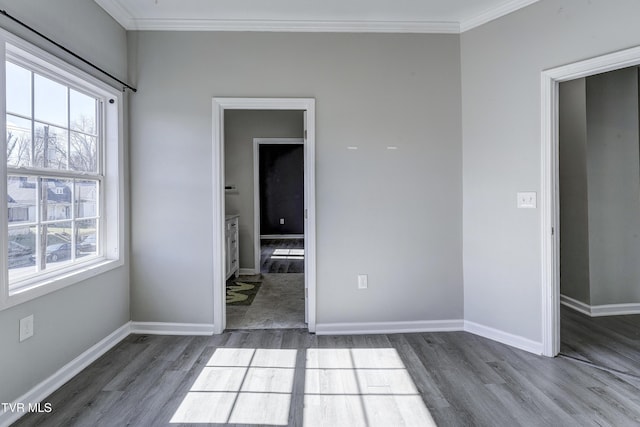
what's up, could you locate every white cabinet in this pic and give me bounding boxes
[225,215,239,280]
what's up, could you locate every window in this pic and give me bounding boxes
[1,32,123,309]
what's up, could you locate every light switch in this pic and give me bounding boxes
[358,274,368,289]
[517,192,537,209]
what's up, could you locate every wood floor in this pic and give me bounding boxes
[260,239,304,273]
[561,305,640,378]
[13,329,640,427]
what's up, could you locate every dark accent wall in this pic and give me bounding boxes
[259,144,304,235]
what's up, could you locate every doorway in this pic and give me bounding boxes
[212,98,316,334]
[542,46,640,357]
[557,67,640,375]
[254,138,305,274]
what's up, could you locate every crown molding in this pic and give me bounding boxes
[95,0,137,29]
[122,18,460,34]
[460,0,539,32]
[95,0,540,34]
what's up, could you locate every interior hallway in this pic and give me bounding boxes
[226,273,305,329]
[225,238,306,329]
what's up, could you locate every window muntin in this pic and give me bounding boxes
[5,57,104,291]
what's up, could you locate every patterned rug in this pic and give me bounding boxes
[226,277,262,306]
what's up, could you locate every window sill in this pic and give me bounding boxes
[1,257,124,311]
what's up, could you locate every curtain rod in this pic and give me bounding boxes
[0,9,137,93]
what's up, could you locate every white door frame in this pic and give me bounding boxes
[212,98,316,334]
[541,46,640,357]
[253,138,305,273]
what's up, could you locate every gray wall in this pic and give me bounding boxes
[461,0,640,342]
[224,110,304,271]
[585,68,640,305]
[129,32,463,325]
[559,78,590,304]
[0,0,129,404]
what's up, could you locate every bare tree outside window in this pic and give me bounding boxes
[70,118,98,172]
[6,118,31,167]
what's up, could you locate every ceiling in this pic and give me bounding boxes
[95,0,540,33]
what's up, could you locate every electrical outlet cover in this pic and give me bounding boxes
[20,315,34,342]
[517,192,537,209]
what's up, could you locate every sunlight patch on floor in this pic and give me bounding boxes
[303,348,436,427]
[170,348,296,425]
[272,248,305,259]
[171,347,436,426]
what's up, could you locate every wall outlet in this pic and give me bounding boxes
[19,315,34,342]
[357,274,368,289]
[517,191,537,209]
[280,218,285,224]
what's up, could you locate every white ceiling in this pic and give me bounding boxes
[95,0,540,33]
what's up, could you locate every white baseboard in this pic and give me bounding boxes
[591,303,640,316]
[315,319,464,335]
[315,319,543,355]
[130,321,215,336]
[0,322,131,427]
[238,268,257,276]
[560,294,592,316]
[561,294,640,317]
[463,321,543,355]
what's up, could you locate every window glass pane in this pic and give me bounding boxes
[34,123,68,169]
[44,221,73,266]
[76,219,97,258]
[34,74,67,127]
[70,132,97,172]
[70,89,96,135]
[8,226,36,279]
[6,115,32,168]
[75,180,98,218]
[41,178,72,221]
[5,49,111,289]
[6,61,31,117]
[8,176,36,225]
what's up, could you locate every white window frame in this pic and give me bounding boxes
[0,29,124,310]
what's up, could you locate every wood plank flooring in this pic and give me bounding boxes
[561,305,640,378]
[12,329,640,427]
[261,239,304,273]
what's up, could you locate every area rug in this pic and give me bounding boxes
[226,278,262,306]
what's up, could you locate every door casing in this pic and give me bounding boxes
[541,46,640,356]
[212,98,316,333]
